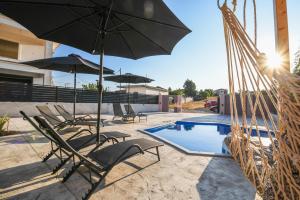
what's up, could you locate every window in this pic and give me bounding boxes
[0,39,18,59]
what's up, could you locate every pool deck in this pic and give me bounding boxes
[0,112,262,200]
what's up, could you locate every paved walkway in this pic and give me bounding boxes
[0,112,261,200]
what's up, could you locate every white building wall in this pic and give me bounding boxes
[125,87,168,95]
[0,15,55,85]
[0,59,52,85]
[0,102,160,117]
[126,87,146,94]
[19,44,45,61]
[145,89,168,95]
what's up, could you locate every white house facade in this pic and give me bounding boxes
[0,14,58,85]
[119,85,168,95]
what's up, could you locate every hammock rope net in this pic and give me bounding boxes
[219,3,300,199]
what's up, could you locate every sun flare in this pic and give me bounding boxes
[266,53,283,69]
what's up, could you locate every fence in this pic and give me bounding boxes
[0,81,159,104]
[223,93,277,117]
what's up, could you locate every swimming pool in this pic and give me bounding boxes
[143,121,272,157]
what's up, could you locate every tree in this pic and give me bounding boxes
[198,89,208,100]
[195,89,216,101]
[169,88,184,96]
[183,79,197,97]
[204,89,214,97]
[168,87,172,94]
[82,83,98,91]
[82,83,110,93]
[168,87,184,96]
[293,48,300,75]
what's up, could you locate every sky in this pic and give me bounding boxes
[53,0,300,91]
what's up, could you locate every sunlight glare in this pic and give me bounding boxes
[266,53,283,69]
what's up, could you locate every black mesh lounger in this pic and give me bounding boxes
[35,106,130,140]
[54,105,106,126]
[34,116,163,200]
[112,103,136,122]
[124,104,148,122]
[20,111,130,174]
[36,105,102,130]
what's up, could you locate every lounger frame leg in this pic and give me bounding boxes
[52,155,72,174]
[144,147,161,161]
[82,176,103,200]
[42,151,55,162]
[63,159,82,182]
[42,141,58,162]
[156,146,160,161]
[82,168,111,200]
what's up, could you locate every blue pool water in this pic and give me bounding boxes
[144,121,272,156]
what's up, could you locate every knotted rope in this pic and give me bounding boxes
[220,3,300,199]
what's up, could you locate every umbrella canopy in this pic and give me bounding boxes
[0,1,191,59]
[104,73,153,107]
[22,54,114,75]
[0,0,191,144]
[22,54,114,119]
[104,73,153,83]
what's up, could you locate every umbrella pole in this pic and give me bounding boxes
[96,33,105,143]
[128,82,130,113]
[73,65,77,120]
[96,2,113,143]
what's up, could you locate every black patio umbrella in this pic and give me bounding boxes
[104,73,153,107]
[0,0,191,143]
[104,73,153,84]
[22,54,114,119]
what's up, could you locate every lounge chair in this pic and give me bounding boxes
[36,105,100,130]
[20,111,130,174]
[112,103,135,122]
[124,104,148,122]
[54,104,105,126]
[34,116,163,200]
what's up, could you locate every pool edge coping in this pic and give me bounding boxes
[138,121,233,158]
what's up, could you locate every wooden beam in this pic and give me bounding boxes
[273,0,290,72]
[0,23,45,46]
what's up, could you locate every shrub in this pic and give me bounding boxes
[0,115,10,135]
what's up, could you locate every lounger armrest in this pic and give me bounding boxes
[90,136,119,152]
[112,144,144,167]
[125,113,136,118]
[81,114,93,119]
[66,129,94,141]
[74,115,93,121]
[54,119,74,130]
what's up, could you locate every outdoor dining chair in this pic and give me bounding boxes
[124,104,148,122]
[34,115,163,200]
[112,103,136,122]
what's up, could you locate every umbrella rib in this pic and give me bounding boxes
[0,1,94,9]
[66,6,102,32]
[38,10,100,38]
[113,11,191,32]
[113,15,170,54]
[106,18,133,32]
[1,1,191,32]
[110,17,137,59]
[81,0,189,31]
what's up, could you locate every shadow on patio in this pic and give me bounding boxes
[0,157,77,200]
[0,154,160,200]
[197,157,257,200]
